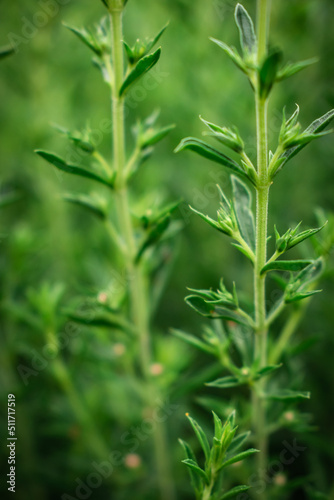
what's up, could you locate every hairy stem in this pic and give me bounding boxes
[252,0,271,495]
[109,9,176,500]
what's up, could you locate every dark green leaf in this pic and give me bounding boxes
[206,375,242,389]
[231,176,255,250]
[181,459,208,484]
[186,415,211,462]
[136,215,171,263]
[259,50,283,98]
[0,45,15,60]
[228,431,250,453]
[220,485,250,500]
[254,364,282,380]
[234,4,257,55]
[63,194,107,220]
[261,259,313,275]
[120,48,161,96]
[220,448,259,469]
[175,138,249,180]
[266,389,310,401]
[185,296,251,325]
[179,440,201,492]
[35,150,113,187]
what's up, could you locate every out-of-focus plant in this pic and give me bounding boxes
[34,0,178,498]
[176,2,334,498]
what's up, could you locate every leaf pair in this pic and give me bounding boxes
[207,363,281,389]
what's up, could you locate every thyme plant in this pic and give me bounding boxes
[176,2,334,498]
[35,1,177,498]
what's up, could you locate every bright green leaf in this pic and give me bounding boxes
[120,48,161,96]
[231,176,255,250]
[261,259,313,275]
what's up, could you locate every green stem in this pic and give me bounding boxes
[109,9,176,500]
[252,0,271,495]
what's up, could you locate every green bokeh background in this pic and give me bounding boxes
[0,1,333,499]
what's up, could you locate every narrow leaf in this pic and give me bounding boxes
[206,375,242,389]
[0,45,15,60]
[171,329,215,355]
[35,150,112,187]
[235,4,257,55]
[221,448,259,469]
[220,485,250,500]
[277,58,318,82]
[231,176,255,250]
[261,260,313,275]
[189,206,230,236]
[181,459,208,484]
[259,50,283,98]
[186,415,211,462]
[185,296,251,326]
[175,138,249,180]
[64,24,102,56]
[228,431,251,453]
[63,194,106,220]
[210,38,247,73]
[120,48,161,96]
[254,364,282,380]
[179,439,201,492]
[266,389,310,401]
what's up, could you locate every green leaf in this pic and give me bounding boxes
[120,48,161,96]
[254,364,282,380]
[0,45,15,60]
[287,223,327,250]
[266,389,310,401]
[171,329,216,355]
[189,206,230,236]
[145,24,168,55]
[185,296,251,326]
[231,176,255,250]
[63,194,107,220]
[179,439,201,492]
[277,58,318,82]
[259,50,283,98]
[181,459,208,484]
[186,415,211,462]
[139,124,175,149]
[35,150,113,187]
[234,4,257,55]
[220,448,259,469]
[200,117,244,153]
[280,109,334,168]
[261,259,313,275]
[212,411,224,441]
[228,431,250,453]
[175,138,249,181]
[136,215,171,263]
[206,375,242,389]
[65,310,129,331]
[219,485,250,500]
[64,24,103,57]
[285,289,322,304]
[210,38,247,74]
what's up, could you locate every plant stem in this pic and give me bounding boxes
[109,9,176,500]
[252,0,271,496]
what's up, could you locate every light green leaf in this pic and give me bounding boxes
[120,48,161,96]
[206,375,242,389]
[219,485,250,500]
[189,206,231,236]
[261,259,313,275]
[35,150,113,187]
[234,4,257,55]
[254,364,282,380]
[64,24,102,57]
[277,58,318,82]
[185,296,251,326]
[171,329,216,355]
[287,223,327,250]
[210,38,247,73]
[179,439,201,492]
[139,124,175,149]
[231,176,255,250]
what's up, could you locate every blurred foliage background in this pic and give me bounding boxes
[0,0,333,499]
